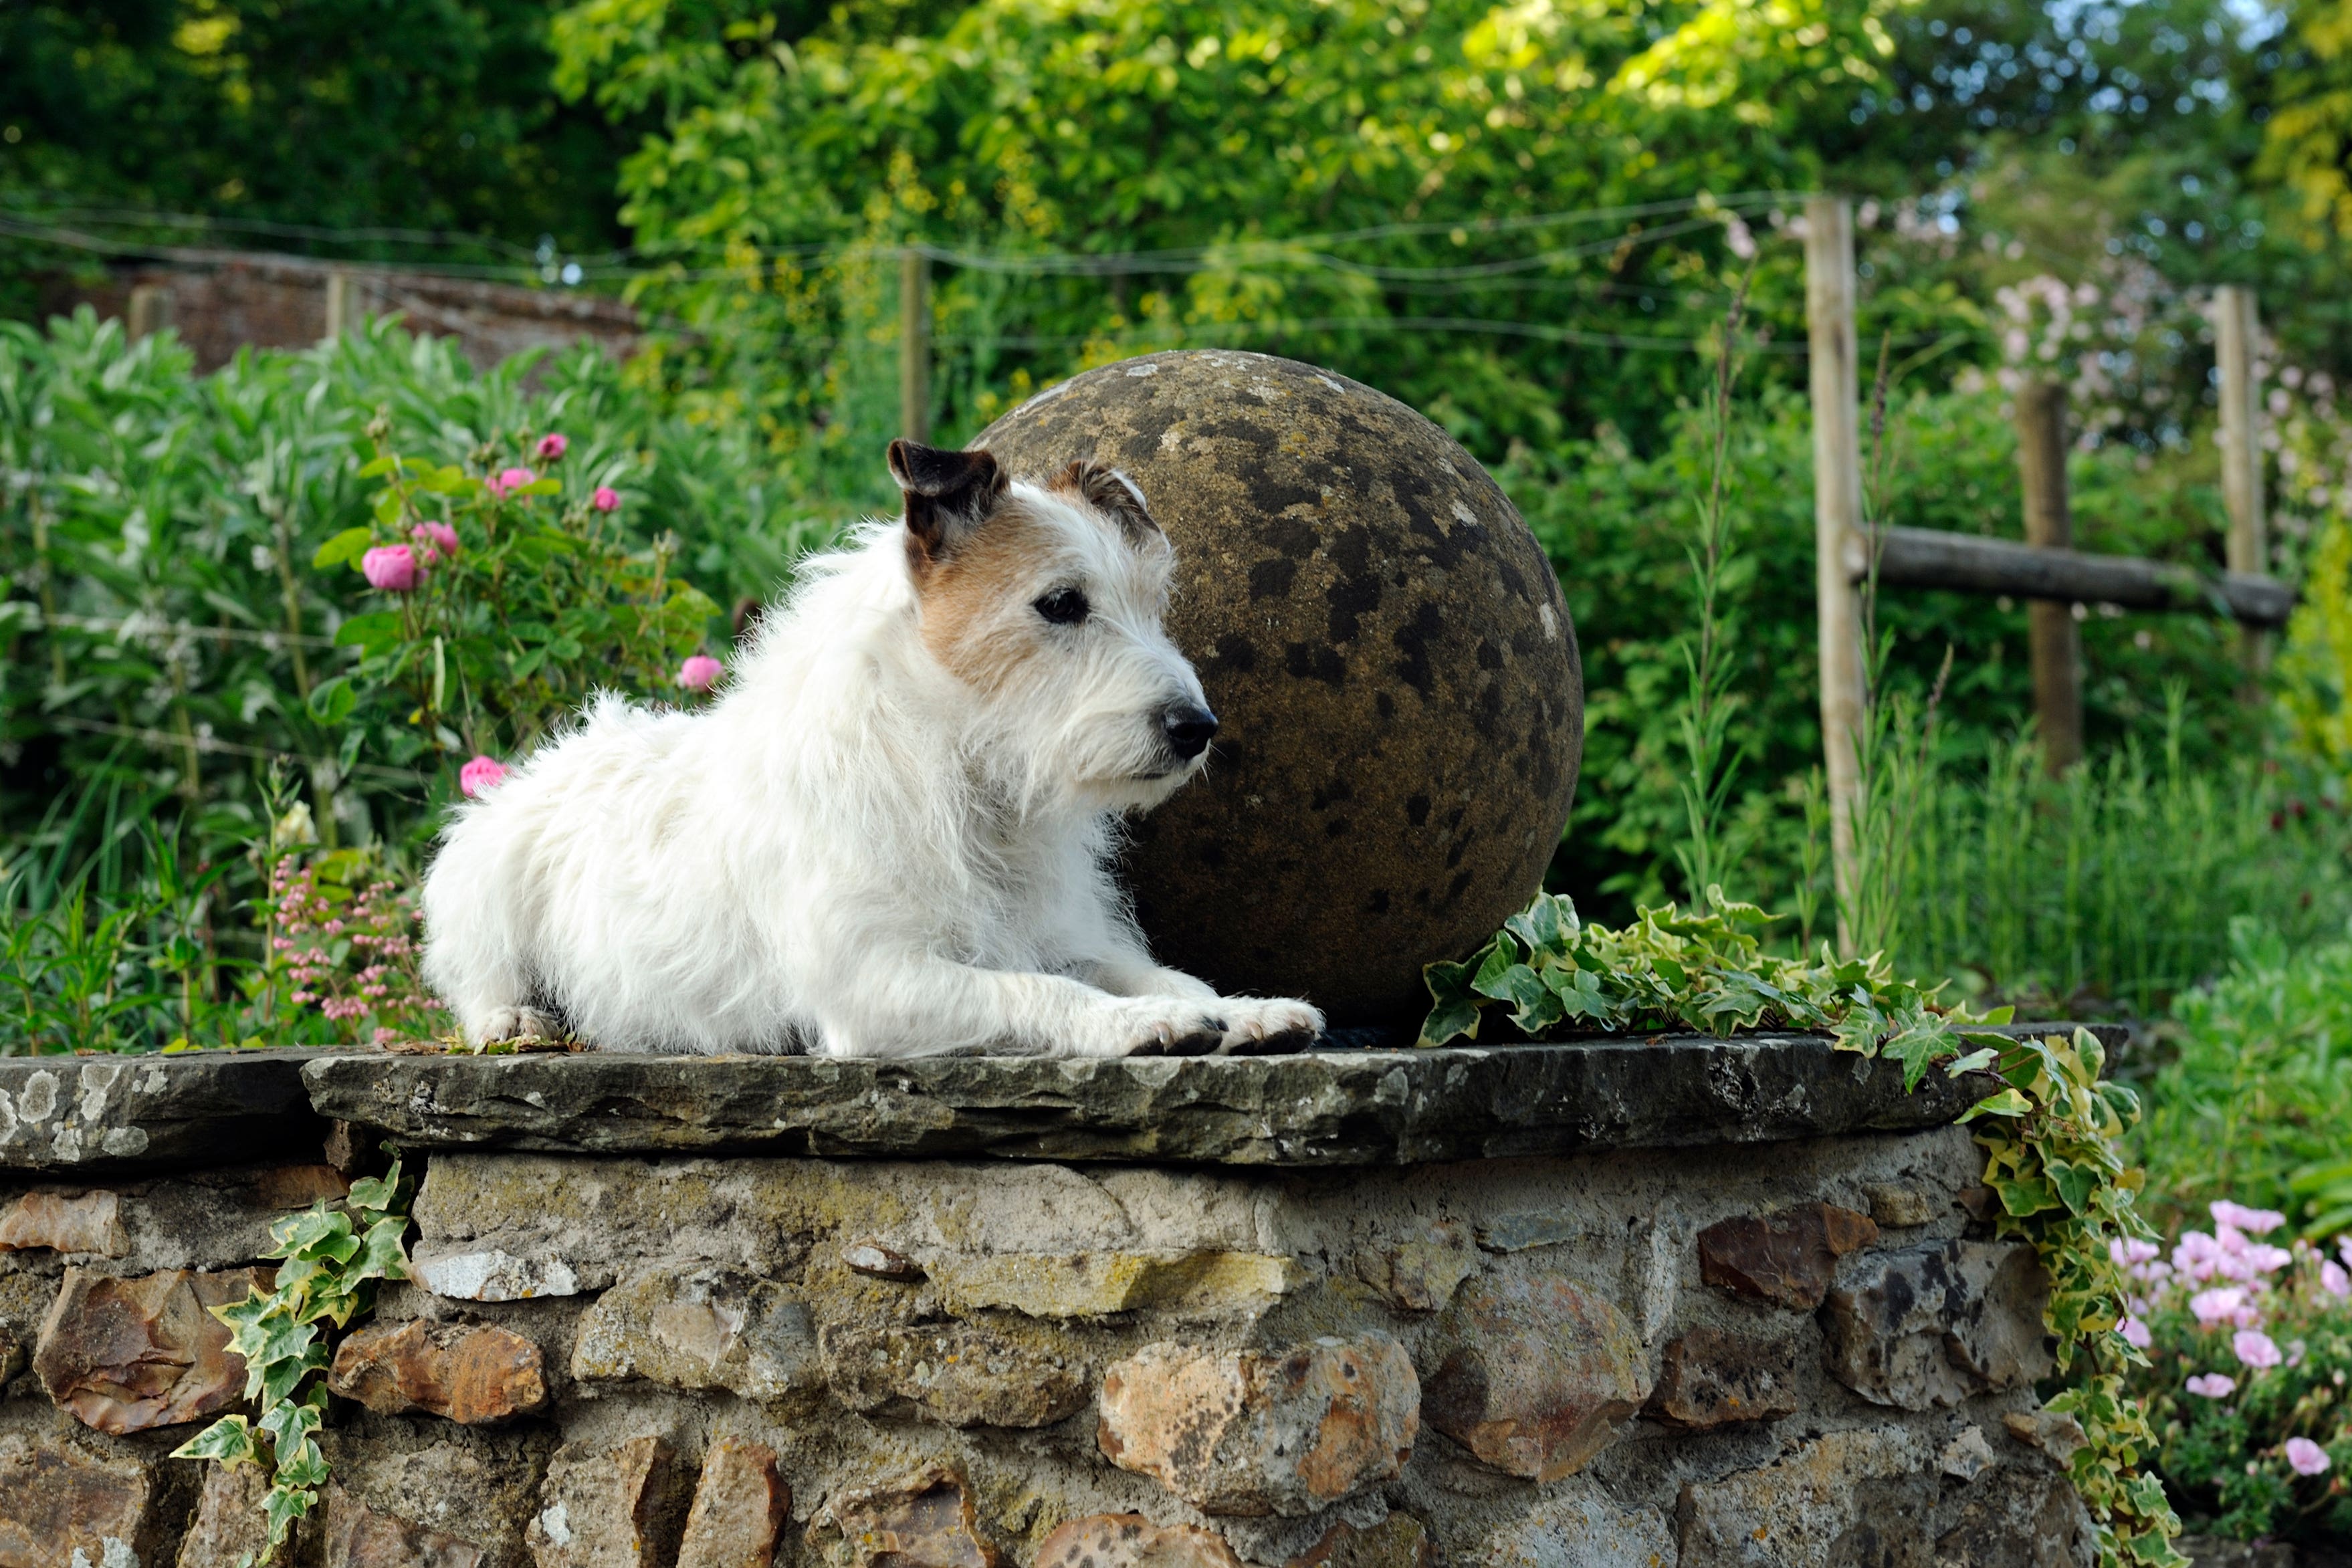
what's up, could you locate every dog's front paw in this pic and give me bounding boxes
[475,1004,564,1046]
[1077,998,1229,1058]
[1214,997,1324,1056]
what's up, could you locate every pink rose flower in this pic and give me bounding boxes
[677,655,724,693]
[489,466,537,497]
[2286,1437,2332,1476]
[361,544,421,592]
[2212,1200,2288,1236]
[2191,1286,2249,1327]
[2119,1315,2152,1349]
[2185,1373,2236,1398]
[592,485,621,512]
[2323,1260,2351,1297]
[412,520,459,561]
[459,755,510,797]
[2234,1328,2282,1369]
[536,433,568,461]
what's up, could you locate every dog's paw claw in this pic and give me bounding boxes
[1214,998,1325,1056]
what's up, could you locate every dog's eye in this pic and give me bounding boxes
[1034,587,1090,626]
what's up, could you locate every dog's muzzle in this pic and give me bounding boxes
[1160,703,1219,762]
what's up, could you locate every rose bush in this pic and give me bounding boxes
[2124,1200,2352,1545]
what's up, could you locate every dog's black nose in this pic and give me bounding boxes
[1162,704,1219,760]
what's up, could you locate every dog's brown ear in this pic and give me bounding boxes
[1053,459,1160,540]
[890,441,1008,567]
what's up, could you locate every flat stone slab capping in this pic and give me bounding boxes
[0,1049,336,1173]
[294,1032,2099,1166]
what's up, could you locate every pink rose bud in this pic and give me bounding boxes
[2287,1436,2332,1476]
[2185,1373,2236,1398]
[592,485,621,512]
[412,520,459,556]
[459,755,510,797]
[677,655,724,692]
[536,433,568,461]
[361,544,421,592]
[491,466,537,497]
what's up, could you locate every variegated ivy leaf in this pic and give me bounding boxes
[263,1482,318,1548]
[346,1161,405,1216]
[171,1415,261,1468]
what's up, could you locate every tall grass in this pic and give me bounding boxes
[1893,705,2352,1015]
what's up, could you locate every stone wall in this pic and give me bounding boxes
[44,255,645,374]
[0,1039,2105,1568]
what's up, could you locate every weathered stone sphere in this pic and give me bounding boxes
[976,351,1582,1026]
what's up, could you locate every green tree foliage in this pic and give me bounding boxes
[0,0,635,298]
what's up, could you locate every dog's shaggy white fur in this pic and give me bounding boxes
[419,441,1324,1058]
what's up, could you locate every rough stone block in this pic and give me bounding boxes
[1695,1202,1878,1311]
[570,1267,816,1399]
[1285,1515,1430,1568]
[675,1440,789,1568]
[327,1319,550,1424]
[0,1052,328,1173]
[819,1322,1087,1427]
[413,1248,588,1303]
[0,1192,129,1257]
[1644,1325,1801,1430]
[1675,1426,1933,1567]
[820,1464,998,1568]
[528,1436,680,1568]
[1862,1182,1943,1228]
[175,1462,278,1568]
[1933,1465,2098,1567]
[1353,1224,1473,1313]
[1098,1335,1417,1516]
[842,1241,922,1280]
[1820,1240,2052,1410]
[1479,1490,1675,1568]
[931,1251,1299,1319]
[1035,1515,1244,1568]
[0,1433,176,1568]
[2002,1408,2087,1466]
[35,1266,269,1434]
[326,1484,488,1568]
[1422,1274,1649,1482]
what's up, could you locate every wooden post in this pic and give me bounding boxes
[1805,195,1865,954]
[899,248,931,444]
[322,270,354,343]
[126,284,174,341]
[2216,284,2268,675]
[2016,380,2082,774]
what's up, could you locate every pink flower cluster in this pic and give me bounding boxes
[2131,1199,2350,1485]
[270,854,444,1046]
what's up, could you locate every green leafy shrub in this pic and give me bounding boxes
[318,425,718,774]
[1,310,832,875]
[2121,1203,2352,1546]
[2137,923,2352,1236]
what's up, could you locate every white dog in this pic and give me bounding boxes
[419,440,1325,1058]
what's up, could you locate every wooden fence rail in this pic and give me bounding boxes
[1804,195,2296,951]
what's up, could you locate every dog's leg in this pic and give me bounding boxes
[813,957,1241,1059]
[420,823,563,1047]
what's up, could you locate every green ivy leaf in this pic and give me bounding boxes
[171,1415,261,1468]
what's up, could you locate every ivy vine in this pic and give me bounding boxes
[173,1160,413,1564]
[1424,890,2186,1568]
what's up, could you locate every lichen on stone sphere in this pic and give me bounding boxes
[976,350,1583,1024]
